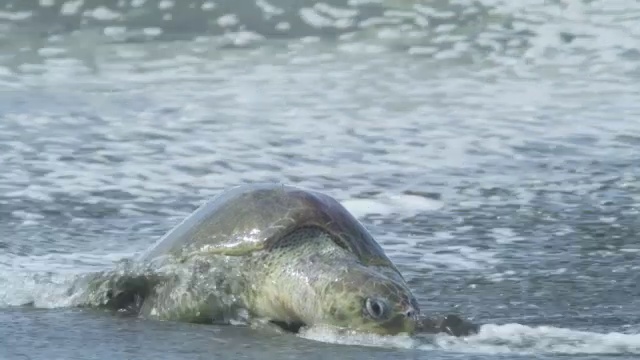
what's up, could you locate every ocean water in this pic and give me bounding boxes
[1,0,640,359]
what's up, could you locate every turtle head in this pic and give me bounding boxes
[318,265,420,335]
[250,226,420,335]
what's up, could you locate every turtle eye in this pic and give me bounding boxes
[365,298,388,320]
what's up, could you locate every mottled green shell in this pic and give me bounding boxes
[139,184,398,270]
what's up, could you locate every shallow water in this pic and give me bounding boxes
[1,0,640,359]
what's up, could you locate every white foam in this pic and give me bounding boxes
[2,252,133,273]
[342,198,394,218]
[428,323,640,355]
[299,325,418,349]
[87,6,121,21]
[0,251,136,307]
[60,0,83,16]
[0,250,137,308]
[342,194,443,219]
[420,246,500,271]
[300,323,640,355]
[490,227,524,244]
[0,271,78,308]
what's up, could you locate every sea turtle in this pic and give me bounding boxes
[77,183,478,336]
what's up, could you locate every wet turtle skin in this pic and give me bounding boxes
[83,184,479,336]
[139,183,399,271]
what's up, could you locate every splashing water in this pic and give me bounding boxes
[301,323,640,355]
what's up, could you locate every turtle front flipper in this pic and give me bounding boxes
[247,319,306,334]
[104,274,162,314]
[71,270,164,315]
[137,266,248,325]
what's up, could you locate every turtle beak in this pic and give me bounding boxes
[377,305,421,335]
[404,306,419,321]
[415,314,480,337]
[397,305,419,334]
